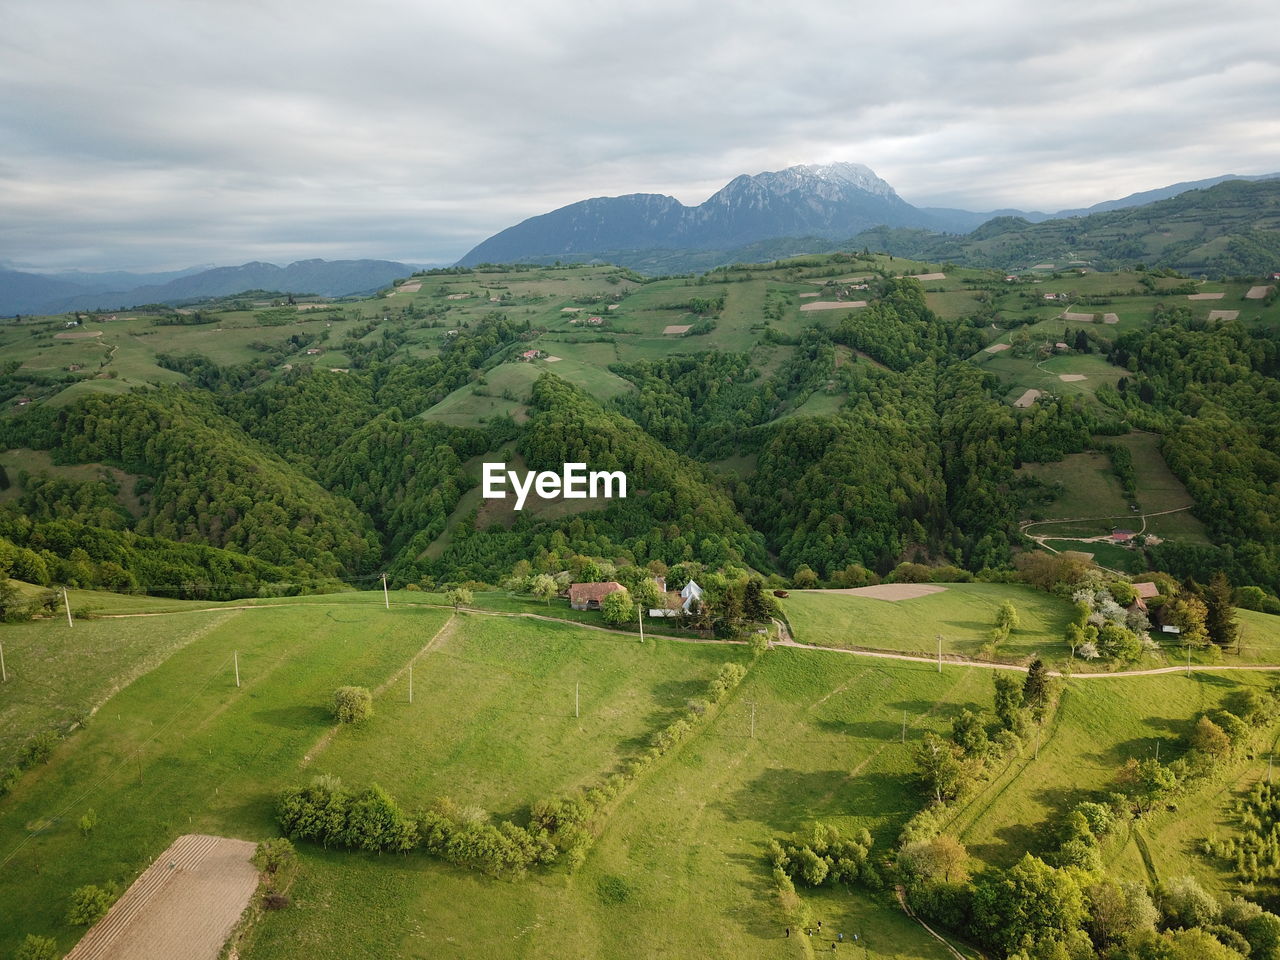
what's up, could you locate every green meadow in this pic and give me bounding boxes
[3,587,1280,957]
[781,583,1076,666]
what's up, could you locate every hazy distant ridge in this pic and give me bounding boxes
[0,258,414,316]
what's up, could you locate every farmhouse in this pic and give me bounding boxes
[1111,529,1137,543]
[646,576,705,618]
[518,349,542,361]
[569,581,625,611]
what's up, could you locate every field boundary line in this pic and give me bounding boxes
[33,595,1280,680]
[301,613,456,769]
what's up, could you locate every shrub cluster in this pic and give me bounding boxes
[419,797,557,877]
[1,730,63,798]
[767,822,879,889]
[277,776,417,853]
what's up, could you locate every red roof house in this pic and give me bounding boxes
[568,581,625,610]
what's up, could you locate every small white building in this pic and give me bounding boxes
[648,577,704,618]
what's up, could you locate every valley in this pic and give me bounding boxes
[3,245,1280,959]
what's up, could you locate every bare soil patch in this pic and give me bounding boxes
[662,324,691,335]
[1246,286,1274,300]
[800,300,868,312]
[446,293,470,300]
[1014,388,1043,408]
[607,304,619,310]
[1208,310,1240,320]
[811,583,948,601]
[1059,311,1117,323]
[1032,263,1054,269]
[911,272,946,281]
[1058,374,1088,382]
[398,281,422,293]
[1102,313,1119,323]
[544,355,562,362]
[295,303,331,310]
[1188,292,1225,300]
[560,307,581,313]
[984,342,1011,353]
[65,834,257,960]
[799,292,820,298]
[54,330,103,339]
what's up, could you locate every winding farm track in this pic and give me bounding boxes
[94,599,1280,680]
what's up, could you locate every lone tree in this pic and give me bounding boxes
[743,578,772,623]
[600,587,634,626]
[332,686,373,724]
[1023,659,1051,718]
[1204,572,1239,648]
[67,884,113,925]
[14,936,59,960]
[993,672,1025,733]
[254,837,298,876]
[995,600,1020,634]
[529,574,558,606]
[444,586,473,612]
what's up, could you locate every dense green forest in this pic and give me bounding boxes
[2,252,1279,602]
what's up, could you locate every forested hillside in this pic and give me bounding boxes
[2,251,1279,604]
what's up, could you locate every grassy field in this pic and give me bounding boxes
[1019,450,1129,521]
[4,586,1280,956]
[0,598,979,960]
[247,645,987,960]
[0,605,237,767]
[1018,431,1207,545]
[0,602,451,957]
[948,669,1279,888]
[781,583,1076,665]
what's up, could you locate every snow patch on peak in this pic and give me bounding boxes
[792,162,897,198]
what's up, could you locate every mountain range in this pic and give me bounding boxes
[457,163,1280,272]
[0,258,417,318]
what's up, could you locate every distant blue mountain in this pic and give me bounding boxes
[0,259,415,317]
[457,164,1280,269]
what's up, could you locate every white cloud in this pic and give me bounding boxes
[0,0,1277,269]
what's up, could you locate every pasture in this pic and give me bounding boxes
[781,583,1076,666]
[3,587,1280,957]
[1,596,974,960]
[948,669,1279,888]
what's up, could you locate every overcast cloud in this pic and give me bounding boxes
[1,0,1277,271]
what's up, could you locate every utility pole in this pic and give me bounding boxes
[637,602,644,643]
[1155,739,1160,762]
[382,573,389,609]
[63,586,73,627]
[0,639,6,682]
[234,651,240,688]
[936,634,942,673]
[1187,643,1192,675]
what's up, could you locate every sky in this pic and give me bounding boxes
[2,0,1277,272]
